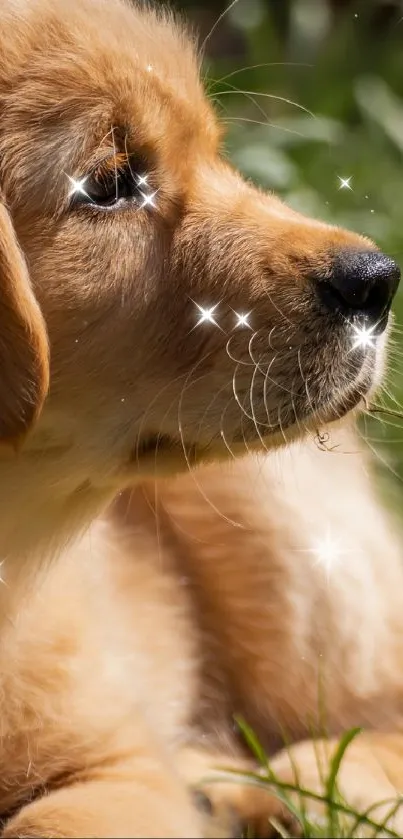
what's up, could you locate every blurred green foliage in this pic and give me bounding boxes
[173,0,403,505]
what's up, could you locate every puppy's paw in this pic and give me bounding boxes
[1,775,204,839]
[180,747,301,838]
[193,780,301,838]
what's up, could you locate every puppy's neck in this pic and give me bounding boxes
[0,420,118,604]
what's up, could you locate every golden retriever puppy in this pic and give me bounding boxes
[0,0,402,836]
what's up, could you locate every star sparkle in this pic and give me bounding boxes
[338,176,353,191]
[195,303,219,326]
[137,174,149,187]
[139,189,158,209]
[302,530,353,578]
[67,175,90,199]
[234,311,252,329]
[311,532,344,573]
[351,322,376,350]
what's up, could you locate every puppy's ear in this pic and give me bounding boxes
[0,198,49,444]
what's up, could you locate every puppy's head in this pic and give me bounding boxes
[0,0,399,483]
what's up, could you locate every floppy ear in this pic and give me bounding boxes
[0,198,49,444]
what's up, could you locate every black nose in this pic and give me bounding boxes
[320,250,400,329]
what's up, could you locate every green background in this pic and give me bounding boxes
[172,0,403,507]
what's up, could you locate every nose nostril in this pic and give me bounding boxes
[320,249,400,329]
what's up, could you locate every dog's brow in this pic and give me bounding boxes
[84,150,127,179]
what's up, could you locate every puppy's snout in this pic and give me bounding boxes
[319,250,400,330]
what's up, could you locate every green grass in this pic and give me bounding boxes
[211,719,403,838]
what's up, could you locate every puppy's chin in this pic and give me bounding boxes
[122,400,366,481]
[124,423,311,479]
[120,337,386,480]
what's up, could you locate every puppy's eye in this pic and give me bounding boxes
[71,166,140,209]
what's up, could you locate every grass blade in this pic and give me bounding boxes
[325,727,362,836]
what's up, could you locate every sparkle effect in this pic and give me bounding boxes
[304,530,354,577]
[195,304,219,326]
[139,190,158,209]
[338,176,353,191]
[137,174,149,187]
[312,533,344,572]
[351,322,376,350]
[234,312,252,329]
[67,175,89,199]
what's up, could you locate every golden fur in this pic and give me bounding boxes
[0,0,402,835]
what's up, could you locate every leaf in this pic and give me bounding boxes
[355,76,403,154]
[234,715,268,766]
[325,728,362,836]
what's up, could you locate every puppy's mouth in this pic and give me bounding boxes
[231,344,378,447]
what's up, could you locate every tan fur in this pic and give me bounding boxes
[0,199,49,443]
[0,0,402,836]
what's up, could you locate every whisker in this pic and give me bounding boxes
[264,360,301,397]
[219,400,238,461]
[298,346,314,415]
[134,376,184,467]
[277,404,288,446]
[212,89,317,119]
[240,411,264,460]
[378,380,403,413]
[249,359,271,451]
[92,126,116,159]
[365,406,403,424]
[232,358,276,428]
[177,418,245,530]
[232,362,255,424]
[384,358,403,379]
[263,352,279,425]
[212,80,274,128]
[222,116,306,138]
[199,0,240,56]
[176,358,246,529]
[111,125,119,204]
[225,333,256,367]
[207,61,314,89]
[264,288,295,326]
[194,376,233,446]
[357,422,403,484]
[360,429,403,443]
[124,132,136,184]
[290,371,305,438]
[247,328,270,373]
